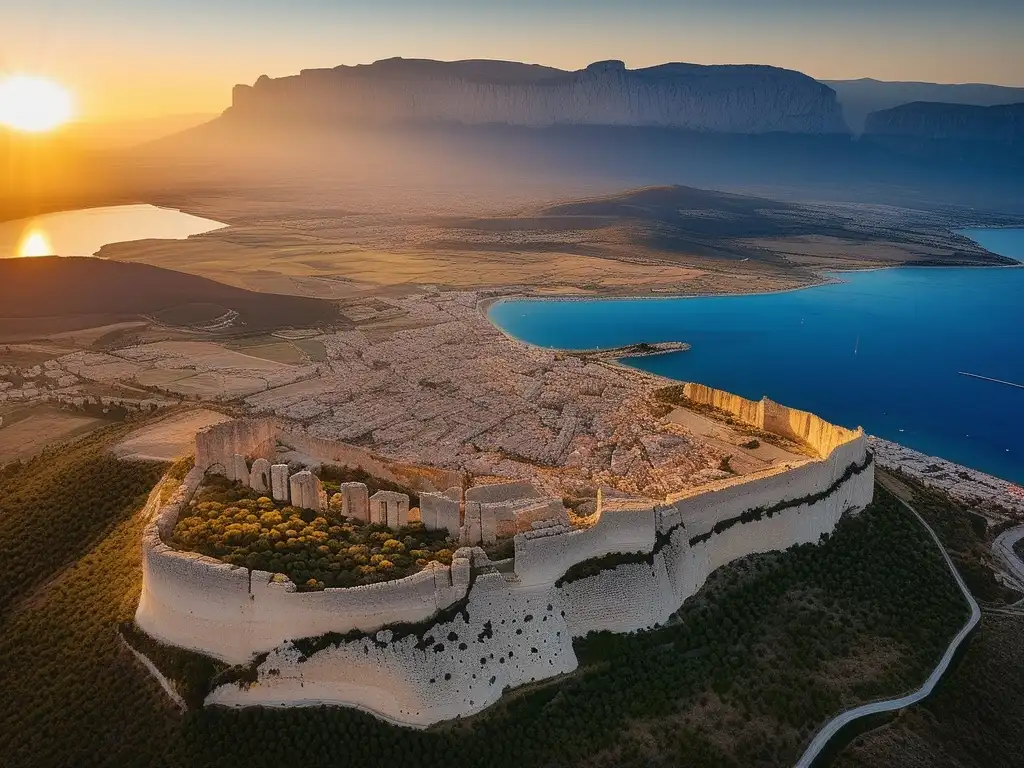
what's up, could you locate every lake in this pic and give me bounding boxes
[489,231,1024,484]
[0,204,226,259]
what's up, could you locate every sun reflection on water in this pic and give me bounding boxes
[18,229,54,257]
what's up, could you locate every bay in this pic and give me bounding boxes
[489,233,1024,483]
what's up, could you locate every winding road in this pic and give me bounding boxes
[993,525,1024,594]
[794,486,982,768]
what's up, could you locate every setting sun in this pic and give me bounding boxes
[18,229,55,257]
[0,75,74,132]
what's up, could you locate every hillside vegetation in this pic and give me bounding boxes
[834,613,1024,768]
[0,425,165,621]
[829,470,1024,767]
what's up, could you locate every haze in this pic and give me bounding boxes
[4,0,1023,121]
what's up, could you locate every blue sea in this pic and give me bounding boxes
[489,230,1024,484]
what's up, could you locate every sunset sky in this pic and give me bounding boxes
[3,0,1023,122]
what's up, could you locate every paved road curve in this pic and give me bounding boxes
[993,525,1024,592]
[794,494,981,768]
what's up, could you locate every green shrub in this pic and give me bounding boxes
[171,475,454,590]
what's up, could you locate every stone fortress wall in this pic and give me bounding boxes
[138,420,473,664]
[137,387,874,727]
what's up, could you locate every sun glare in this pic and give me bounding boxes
[0,75,75,133]
[18,230,55,258]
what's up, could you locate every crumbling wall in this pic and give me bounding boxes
[465,482,542,504]
[198,417,463,492]
[282,429,463,492]
[207,571,577,727]
[195,420,276,473]
[420,491,462,538]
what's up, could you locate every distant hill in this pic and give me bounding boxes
[862,102,1024,167]
[0,257,338,338]
[223,57,848,134]
[826,78,1024,133]
[433,184,1012,267]
[864,101,1024,142]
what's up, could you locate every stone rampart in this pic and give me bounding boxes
[136,387,874,726]
[283,428,464,492]
[195,418,463,492]
[136,472,466,664]
[465,482,542,504]
[513,501,658,587]
[195,420,276,473]
[681,383,861,459]
[559,431,873,639]
[207,572,578,726]
[682,383,763,427]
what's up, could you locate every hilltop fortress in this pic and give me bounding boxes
[136,382,873,727]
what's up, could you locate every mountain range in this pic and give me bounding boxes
[227,58,848,134]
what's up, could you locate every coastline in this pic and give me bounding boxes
[483,254,1024,317]
[482,247,1024,487]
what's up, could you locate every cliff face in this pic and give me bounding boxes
[228,58,849,134]
[826,79,1024,133]
[864,101,1024,142]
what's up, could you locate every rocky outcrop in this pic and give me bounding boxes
[227,58,848,134]
[864,101,1024,142]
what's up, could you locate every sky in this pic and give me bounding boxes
[2,0,1023,122]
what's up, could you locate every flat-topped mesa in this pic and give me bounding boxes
[135,387,873,727]
[226,58,849,134]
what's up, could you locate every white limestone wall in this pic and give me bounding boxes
[559,557,676,636]
[670,433,870,539]
[284,428,464,492]
[681,382,861,460]
[466,482,542,504]
[203,437,870,728]
[136,481,467,665]
[558,434,874,639]
[513,503,657,587]
[195,420,276,473]
[136,389,873,726]
[207,572,577,727]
